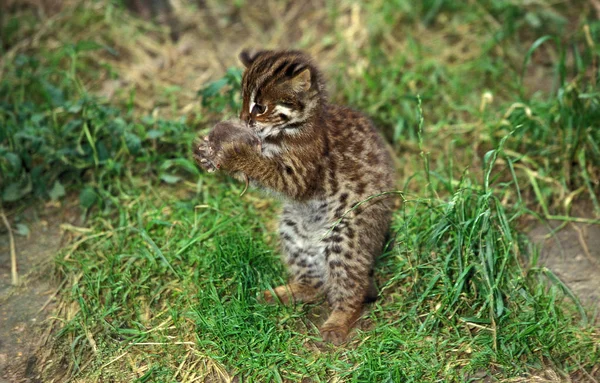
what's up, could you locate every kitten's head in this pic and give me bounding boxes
[238,50,326,139]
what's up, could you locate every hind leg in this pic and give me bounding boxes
[263,282,321,304]
[263,255,325,305]
[263,212,326,305]
[320,261,370,345]
[320,207,389,345]
[320,270,378,343]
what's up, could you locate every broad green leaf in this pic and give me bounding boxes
[41,79,65,106]
[199,78,228,99]
[49,180,66,201]
[3,152,22,173]
[125,132,141,154]
[2,183,22,202]
[146,129,164,139]
[161,158,200,176]
[15,223,30,237]
[160,174,181,184]
[79,187,97,209]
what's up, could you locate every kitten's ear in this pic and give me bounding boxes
[239,50,264,68]
[289,67,312,92]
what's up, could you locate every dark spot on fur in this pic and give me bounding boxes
[299,273,312,282]
[323,135,330,156]
[329,235,343,243]
[346,269,361,281]
[346,227,355,239]
[330,244,343,254]
[339,192,349,204]
[355,182,367,195]
[352,140,365,155]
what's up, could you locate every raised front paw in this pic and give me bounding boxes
[194,120,261,173]
[320,322,349,346]
[193,137,219,173]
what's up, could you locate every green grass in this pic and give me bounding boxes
[2,0,599,382]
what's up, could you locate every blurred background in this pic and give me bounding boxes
[1,0,598,200]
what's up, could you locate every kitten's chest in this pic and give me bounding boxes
[281,199,330,242]
[260,141,283,158]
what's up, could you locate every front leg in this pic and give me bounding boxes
[218,143,317,200]
[193,138,218,173]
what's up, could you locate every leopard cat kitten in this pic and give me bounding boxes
[194,50,395,345]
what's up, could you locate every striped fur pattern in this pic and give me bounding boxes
[194,50,395,345]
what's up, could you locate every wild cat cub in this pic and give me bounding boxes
[194,50,395,345]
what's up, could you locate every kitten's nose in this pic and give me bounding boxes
[240,111,256,127]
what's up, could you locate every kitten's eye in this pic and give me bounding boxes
[252,104,267,115]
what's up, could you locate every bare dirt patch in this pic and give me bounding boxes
[528,201,600,318]
[0,199,81,382]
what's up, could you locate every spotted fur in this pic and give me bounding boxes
[195,50,395,345]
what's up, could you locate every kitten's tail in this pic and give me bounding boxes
[365,229,397,303]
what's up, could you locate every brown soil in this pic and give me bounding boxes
[0,199,81,382]
[527,201,600,318]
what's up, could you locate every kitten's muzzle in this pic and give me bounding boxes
[240,110,257,128]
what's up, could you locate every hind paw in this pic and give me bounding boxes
[320,323,349,346]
